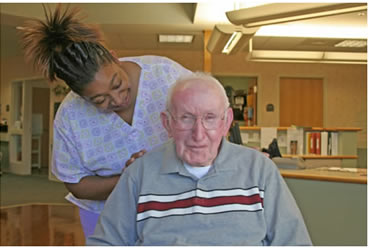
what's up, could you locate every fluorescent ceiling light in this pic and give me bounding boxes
[226,3,367,28]
[206,25,258,55]
[248,38,366,64]
[335,40,367,48]
[222,32,243,54]
[159,35,193,43]
[248,49,367,64]
[255,24,367,39]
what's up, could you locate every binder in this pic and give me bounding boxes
[310,132,316,154]
[305,132,311,154]
[331,132,339,155]
[321,131,328,156]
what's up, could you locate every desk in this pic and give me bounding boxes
[281,168,367,184]
[281,168,367,246]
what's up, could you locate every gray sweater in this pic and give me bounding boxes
[87,138,312,246]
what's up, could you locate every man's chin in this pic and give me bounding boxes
[184,157,211,167]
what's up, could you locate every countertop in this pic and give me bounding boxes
[280,167,367,184]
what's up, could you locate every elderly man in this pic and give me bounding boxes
[87,73,312,246]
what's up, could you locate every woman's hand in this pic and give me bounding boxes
[124,149,147,171]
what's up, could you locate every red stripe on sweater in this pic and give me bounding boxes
[137,195,263,213]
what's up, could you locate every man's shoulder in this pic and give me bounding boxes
[129,141,172,169]
[220,140,277,171]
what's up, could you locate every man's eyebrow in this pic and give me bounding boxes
[89,72,118,101]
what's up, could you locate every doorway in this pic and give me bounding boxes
[8,78,49,175]
[216,75,258,126]
[32,87,50,175]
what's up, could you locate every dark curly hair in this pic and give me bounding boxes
[19,4,117,95]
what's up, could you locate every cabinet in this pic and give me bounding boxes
[239,126,361,168]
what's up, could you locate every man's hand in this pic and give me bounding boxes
[124,149,147,171]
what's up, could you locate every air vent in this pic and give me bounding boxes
[335,40,367,48]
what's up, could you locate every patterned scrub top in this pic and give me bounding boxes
[52,55,192,213]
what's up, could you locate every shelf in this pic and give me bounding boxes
[240,126,362,132]
[238,126,360,167]
[282,155,358,159]
[31,135,41,169]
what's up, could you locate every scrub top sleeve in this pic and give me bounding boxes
[52,122,94,183]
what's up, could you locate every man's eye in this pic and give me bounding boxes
[180,115,194,123]
[205,115,217,122]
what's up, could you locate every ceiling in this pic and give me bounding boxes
[0,2,367,61]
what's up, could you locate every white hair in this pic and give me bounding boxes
[166,71,230,111]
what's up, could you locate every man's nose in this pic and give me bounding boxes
[192,118,206,140]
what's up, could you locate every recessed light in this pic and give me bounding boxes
[159,35,193,43]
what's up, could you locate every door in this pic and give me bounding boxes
[280,77,323,127]
[9,78,49,175]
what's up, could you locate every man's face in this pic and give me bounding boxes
[162,80,233,166]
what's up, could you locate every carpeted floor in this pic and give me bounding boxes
[0,172,70,207]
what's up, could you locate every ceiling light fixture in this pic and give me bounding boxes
[248,50,367,64]
[226,3,367,28]
[248,39,367,64]
[158,35,193,43]
[222,32,242,54]
[206,25,258,55]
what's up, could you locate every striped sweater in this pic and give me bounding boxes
[87,138,312,246]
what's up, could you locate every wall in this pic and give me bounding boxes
[211,52,367,149]
[1,49,367,153]
[0,56,40,124]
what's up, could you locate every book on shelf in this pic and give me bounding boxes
[321,131,328,156]
[305,130,338,156]
[315,132,321,155]
[330,132,339,156]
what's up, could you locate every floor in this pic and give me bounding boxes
[0,204,85,246]
[1,169,85,246]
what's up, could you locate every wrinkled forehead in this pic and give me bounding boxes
[171,79,224,112]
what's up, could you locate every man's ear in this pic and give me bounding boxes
[223,107,234,136]
[160,112,173,137]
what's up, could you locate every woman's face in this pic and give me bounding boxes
[82,62,133,113]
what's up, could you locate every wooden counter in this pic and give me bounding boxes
[280,168,367,184]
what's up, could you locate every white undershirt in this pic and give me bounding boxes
[184,162,212,179]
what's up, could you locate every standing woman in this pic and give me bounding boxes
[19,4,192,238]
